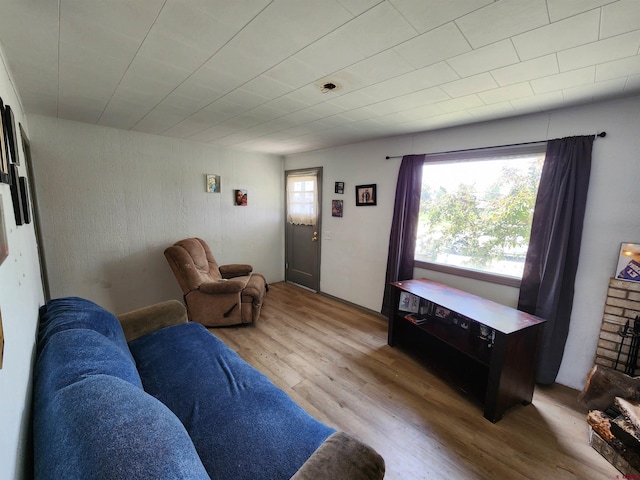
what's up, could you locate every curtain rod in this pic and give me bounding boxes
[385,131,607,159]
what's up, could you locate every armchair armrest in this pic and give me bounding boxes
[117,300,188,342]
[199,279,246,294]
[291,432,385,480]
[219,263,253,278]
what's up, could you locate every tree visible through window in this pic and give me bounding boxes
[415,145,545,280]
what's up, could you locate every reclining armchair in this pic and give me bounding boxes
[164,237,267,327]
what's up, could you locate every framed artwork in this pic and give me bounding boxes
[205,174,220,193]
[332,200,343,217]
[19,177,31,224]
[4,104,19,165]
[9,164,23,225]
[0,98,9,184]
[335,181,344,194]
[355,184,377,206]
[616,243,640,282]
[234,189,248,206]
[0,195,8,266]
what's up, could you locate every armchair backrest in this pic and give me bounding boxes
[164,238,222,294]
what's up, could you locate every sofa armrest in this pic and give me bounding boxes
[199,279,246,294]
[219,263,253,278]
[117,300,188,342]
[291,432,385,480]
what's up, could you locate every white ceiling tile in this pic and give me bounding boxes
[394,23,471,69]
[455,0,549,48]
[546,0,611,22]
[382,88,451,111]
[263,57,327,91]
[338,51,415,91]
[240,75,295,101]
[326,91,375,110]
[466,101,515,120]
[512,11,600,62]
[433,94,486,114]
[491,55,559,86]
[531,67,596,94]
[625,74,640,92]
[440,73,498,98]
[562,77,628,104]
[510,91,564,112]
[558,31,640,72]
[335,0,381,16]
[478,82,534,104]
[447,40,519,78]
[601,0,640,38]
[131,109,188,135]
[390,0,492,34]
[360,62,459,102]
[596,55,640,82]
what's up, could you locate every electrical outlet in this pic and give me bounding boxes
[323,230,331,240]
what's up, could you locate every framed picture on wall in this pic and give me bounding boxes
[616,243,640,282]
[355,184,376,206]
[3,104,19,165]
[335,181,344,194]
[234,189,247,206]
[205,174,220,193]
[0,195,8,266]
[332,200,343,217]
[19,176,31,224]
[0,98,9,184]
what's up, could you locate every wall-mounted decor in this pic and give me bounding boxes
[234,189,247,206]
[9,164,24,225]
[0,195,8,266]
[0,98,9,184]
[355,184,377,206]
[616,243,640,282]
[19,177,31,224]
[335,181,344,194]
[332,200,343,217]
[3,104,19,165]
[205,174,220,193]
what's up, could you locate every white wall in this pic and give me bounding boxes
[28,115,284,315]
[0,46,45,479]
[285,95,640,390]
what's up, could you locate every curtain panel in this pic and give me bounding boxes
[381,155,425,317]
[518,135,594,384]
[286,174,318,226]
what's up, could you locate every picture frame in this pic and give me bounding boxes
[0,98,9,184]
[19,176,31,224]
[355,184,377,206]
[616,243,640,282]
[9,164,24,225]
[335,181,344,194]
[234,189,247,206]
[4,104,19,165]
[0,195,8,266]
[205,174,220,193]
[331,200,343,217]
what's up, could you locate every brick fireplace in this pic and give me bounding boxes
[595,278,640,373]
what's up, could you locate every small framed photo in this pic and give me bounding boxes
[205,174,220,193]
[355,184,376,206]
[234,189,247,206]
[335,181,344,194]
[616,243,640,282]
[0,195,8,266]
[332,200,343,217]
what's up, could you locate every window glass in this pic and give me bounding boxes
[287,174,318,225]
[416,146,545,280]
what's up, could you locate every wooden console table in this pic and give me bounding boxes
[388,278,545,422]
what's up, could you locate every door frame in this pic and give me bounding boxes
[284,167,322,292]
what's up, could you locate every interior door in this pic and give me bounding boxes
[285,168,322,291]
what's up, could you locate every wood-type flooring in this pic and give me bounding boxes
[212,281,619,480]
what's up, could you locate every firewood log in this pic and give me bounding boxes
[578,365,640,410]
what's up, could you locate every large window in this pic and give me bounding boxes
[415,143,546,285]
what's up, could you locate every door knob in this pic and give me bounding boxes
[312,232,318,241]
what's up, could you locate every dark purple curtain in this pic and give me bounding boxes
[518,135,594,384]
[381,154,425,316]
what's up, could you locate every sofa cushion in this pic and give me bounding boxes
[34,297,211,480]
[129,322,335,480]
[37,297,134,364]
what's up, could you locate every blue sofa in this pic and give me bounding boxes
[33,297,385,480]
